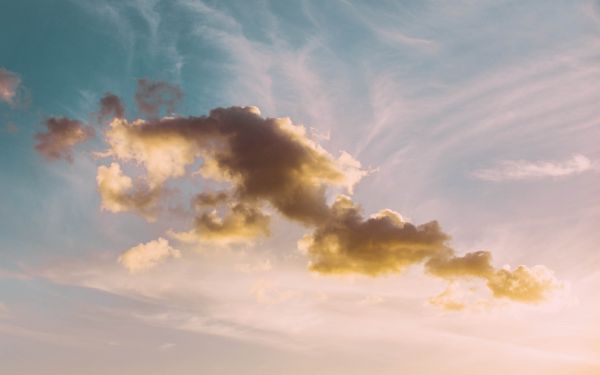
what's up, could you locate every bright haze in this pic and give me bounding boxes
[1,1,599,374]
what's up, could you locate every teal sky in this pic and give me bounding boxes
[1,1,600,374]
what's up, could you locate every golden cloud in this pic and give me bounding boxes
[44,84,560,307]
[169,202,270,245]
[96,163,162,221]
[486,265,559,302]
[100,106,365,226]
[118,237,181,273]
[300,195,449,276]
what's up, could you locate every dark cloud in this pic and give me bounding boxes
[301,196,449,275]
[194,191,230,207]
[102,106,361,226]
[35,117,94,162]
[135,79,183,118]
[99,93,125,122]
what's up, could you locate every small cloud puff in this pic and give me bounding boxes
[96,162,162,221]
[118,237,181,273]
[35,117,94,162]
[0,68,21,105]
[135,79,183,118]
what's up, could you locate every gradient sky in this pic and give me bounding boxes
[1,1,600,374]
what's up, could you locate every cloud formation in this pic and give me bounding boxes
[55,86,559,306]
[100,106,364,225]
[35,117,95,162]
[118,237,181,272]
[426,251,558,303]
[135,79,183,118]
[300,195,449,275]
[301,196,557,304]
[99,93,125,122]
[0,68,20,105]
[96,162,162,220]
[171,202,271,244]
[473,154,592,181]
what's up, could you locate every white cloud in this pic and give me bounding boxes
[473,154,593,182]
[118,237,181,272]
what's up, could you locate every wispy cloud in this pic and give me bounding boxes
[473,154,593,182]
[0,68,21,105]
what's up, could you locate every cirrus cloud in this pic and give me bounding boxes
[473,154,593,182]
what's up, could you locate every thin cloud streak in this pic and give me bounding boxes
[473,154,593,182]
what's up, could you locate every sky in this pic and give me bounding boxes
[1,0,600,374]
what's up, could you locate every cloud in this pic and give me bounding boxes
[426,251,559,303]
[101,106,365,225]
[0,68,21,105]
[170,202,270,245]
[98,93,125,122]
[96,162,162,221]
[135,79,183,118]
[486,265,559,302]
[426,251,494,279]
[118,237,181,272]
[428,283,466,311]
[35,117,95,162]
[193,191,229,207]
[473,154,592,182]
[49,84,558,306]
[300,195,449,276]
[301,196,558,303]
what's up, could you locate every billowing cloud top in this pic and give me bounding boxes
[0,68,21,105]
